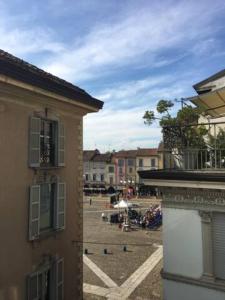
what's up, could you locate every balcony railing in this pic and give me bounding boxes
[164,148,225,170]
[162,121,225,171]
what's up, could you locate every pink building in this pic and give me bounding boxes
[114,150,137,189]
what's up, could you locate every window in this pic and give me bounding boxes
[129,167,133,173]
[93,174,96,181]
[108,166,114,173]
[85,174,89,181]
[29,117,65,168]
[128,159,134,166]
[29,182,66,240]
[139,159,143,167]
[100,174,104,182]
[151,158,156,168]
[40,183,55,232]
[119,167,123,175]
[40,119,56,167]
[27,257,64,300]
[118,159,124,167]
[84,163,89,172]
[213,213,225,279]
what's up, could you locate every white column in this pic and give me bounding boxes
[199,211,214,280]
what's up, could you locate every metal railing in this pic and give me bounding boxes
[40,142,55,166]
[164,148,225,170]
[162,121,225,170]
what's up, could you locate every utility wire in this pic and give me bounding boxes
[72,240,158,247]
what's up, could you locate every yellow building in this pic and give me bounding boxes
[136,148,163,185]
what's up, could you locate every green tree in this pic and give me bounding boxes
[208,128,225,167]
[144,99,225,169]
[143,99,207,149]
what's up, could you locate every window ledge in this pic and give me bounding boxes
[31,228,64,242]
[161,270,225,292]
[30,166,65,170]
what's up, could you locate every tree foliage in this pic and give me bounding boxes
[144,99,225,169]
[143,99,207,150]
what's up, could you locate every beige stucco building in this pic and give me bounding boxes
[83,151,114,192]
[135,148,162,185]
[0,50,103,300]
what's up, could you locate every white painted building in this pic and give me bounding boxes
[140,171,225,300]
[139,71,225,300]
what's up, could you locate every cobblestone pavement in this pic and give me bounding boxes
[83,196,163,300]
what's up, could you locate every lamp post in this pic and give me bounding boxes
[120,179,127,198]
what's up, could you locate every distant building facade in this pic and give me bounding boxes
[83,149,100,183]
[106,156,116,186]
[136,148,160,185]
[114,150,137,189]
[83,151,113,192]
[83,147,163,193]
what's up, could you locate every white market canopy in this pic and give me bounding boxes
[189,86,225,118]
[114,200,133,209]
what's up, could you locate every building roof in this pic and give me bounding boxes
[114,150,137,158]
[136,148,158,156]
[0,49,103,109]
[157,142,164,152]
[83,150,99,161]
[193,69,225,91]
[92,153,112,162]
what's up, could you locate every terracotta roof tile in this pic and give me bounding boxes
[83,150,99,161]
[92,153,112,162]
[136,148,158,156]
[114,150,137,158]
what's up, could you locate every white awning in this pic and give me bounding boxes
[189,86,225,118]
[114,200,133,208]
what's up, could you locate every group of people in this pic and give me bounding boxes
[133,205,162,229]
[101,204,162,231]
[118,212,129,224]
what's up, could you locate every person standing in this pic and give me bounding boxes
[89,198,92,205]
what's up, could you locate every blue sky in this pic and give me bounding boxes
[1,0,225,151]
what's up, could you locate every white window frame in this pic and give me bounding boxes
[29,182,66,240]
[29,117,65,168]
[27,257,64,300]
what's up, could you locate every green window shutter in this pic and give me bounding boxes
[56,183,66,230]
[56,258,64,300]
[27,272,38,300]
[29,185,40,240]
[29,117,41,167]
[58,122,65,166]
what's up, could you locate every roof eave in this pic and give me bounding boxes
[0,74,103,112]
[0,56,103,111]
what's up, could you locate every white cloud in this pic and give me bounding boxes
[42,1,225,82]
[83,72,198,151]
[97,75,173,100]
[0,0,224,81]
[0,4,64,57]
[84,106,161,152]
[96,73,194,109]
[0,0,224,152]
[0,26,64,56]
